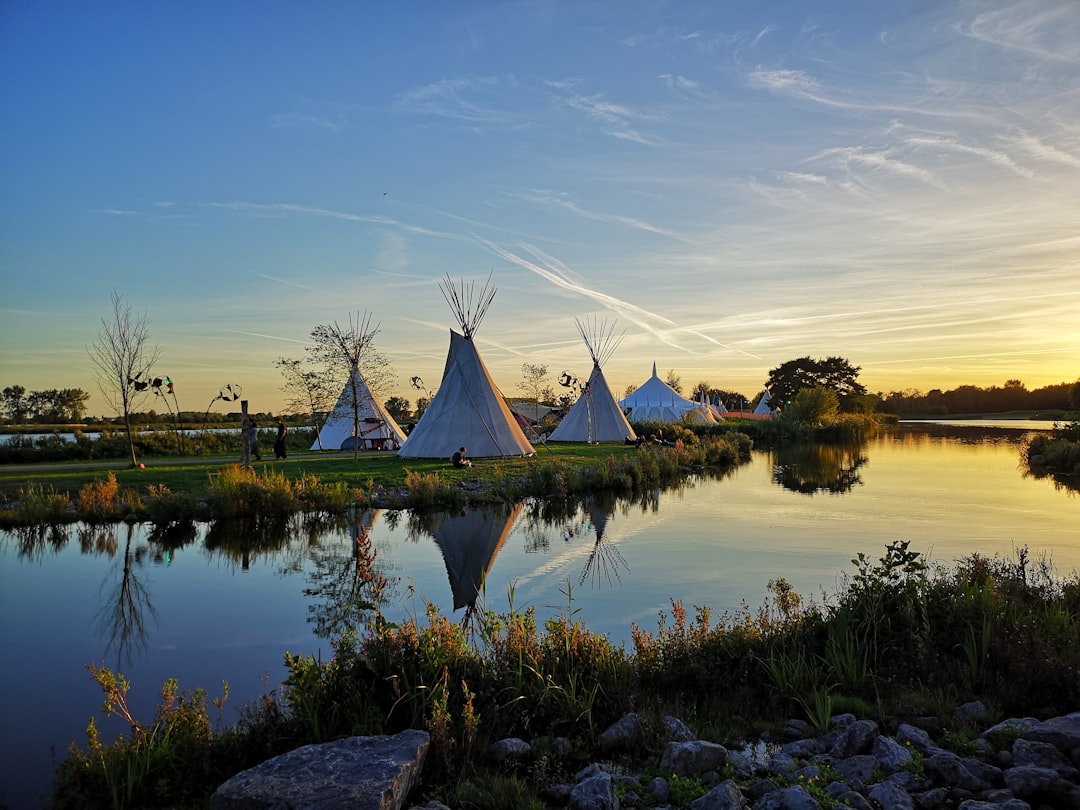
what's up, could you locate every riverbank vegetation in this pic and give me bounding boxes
[1023,419,1080,489]
[0,431,753,526]
[52,542,1080,809]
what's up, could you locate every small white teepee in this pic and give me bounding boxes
[548,317,636,443]
[311,366,408,451]
[398,274,535,459]
[754,391,777,415]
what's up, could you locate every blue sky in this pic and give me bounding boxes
[2,1,1078,416]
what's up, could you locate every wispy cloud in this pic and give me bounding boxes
[396,76,519,125]
[548,80,662,145]
[253,271,318,292]
[271,112,341,131]
[93,208,137,216]
[512,188,695,243]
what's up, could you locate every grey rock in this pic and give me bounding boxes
[833,789,874,810]
[660,740,728,777]
[898,723,944,757]
[599,712,643,751]
[210,729,429,810]
[763,751,797,776]
[925,752,996,793]
[956,701,989,724]
[869,780,915,810]
[829,719,878,758]
[780,738,823,760]
[570,771,618,810]
[541,783,573,804]
[914,787,950,809]
[649,776,671,803]
[1025,712,1080,752]
[488,736,531,764]
[664,715,696,742]
[886,770,923,793]
[746,779,776,800]
[830,713,858,729]
[576,763,602,781]
[831,754,877,788]
[1012,738,1080,778]
[726,750,757,779]
[690,779,746,810]
[982,717,1039,744]
[1003,765,1072,803]
[873,734,913,773]
[956,801,1032,810]
[751,784,820,809]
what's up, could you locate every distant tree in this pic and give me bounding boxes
[88,291,162,467]
[275,357,336,448]
[692,381,710,400]
[307,312,391,460]
[518,363,554,422]
[414,395,431,421]
[1,385,27,423]
[766,356,866,412]
[1070,379,1080,412]
[383,396,411,424]
[665,369,682,394]
[623,383,637,399]
[785,386,840,427]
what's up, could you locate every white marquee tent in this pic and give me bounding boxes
[619,363,717,424]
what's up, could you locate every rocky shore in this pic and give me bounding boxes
[211,705,1080,809]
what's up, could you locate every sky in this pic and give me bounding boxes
[2,1,1078,417]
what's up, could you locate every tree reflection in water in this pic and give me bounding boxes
[95,522,158,667]
[11,522,70,561]
[304,507,400,640]
[770,441,868,495]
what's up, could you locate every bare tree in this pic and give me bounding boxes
[275,357,336,449]
[88,291,161,467]
[517,362,554,423]
[308,312,393,459]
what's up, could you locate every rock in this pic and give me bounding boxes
[1012,738,1080,779]
[956,701,989,724]
[599,712,642,751]
[649,775,671,803]
[660,740,728,777]
[488,737,531,764]
[752,784,821,809]
[924,752,998,793]
[868,780,915,810]
[955,801,1032,810]
[210,729,429,810]
[830,754,877,788]
[833,789,874,810]
[781,737,824,759]
[873,735,913,774]
[898,723,944,757]
[1025,712,1080,752]
[689,779,746,809]
[1003,764,1074,804]
[569,771,618,810]
[664,714,696,742]
[829,719,878,758]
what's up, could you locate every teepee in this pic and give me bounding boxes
[548,317,636,443]
[754,391,778,416]
[619,363,717,424]
[398,274,535,459]
[429,503,523,612]
[311,366,408,451]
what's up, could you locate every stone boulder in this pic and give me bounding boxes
[210,730,429,810]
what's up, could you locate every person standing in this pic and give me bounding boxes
[249,420,262,461]
[274,418,288,459]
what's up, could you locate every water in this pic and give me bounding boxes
[1,424,1076,808]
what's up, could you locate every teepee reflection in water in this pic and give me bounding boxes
[579,495,628,588]
[426,504,524,619]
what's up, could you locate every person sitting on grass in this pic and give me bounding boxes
[451,446,472,468]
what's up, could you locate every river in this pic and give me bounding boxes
[0,423,1076,808]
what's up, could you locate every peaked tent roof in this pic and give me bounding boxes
[548,317,636,443]
[311,367,408,450]
[618,363,717,424]
[398,275,534,459]
[754,391,777,415]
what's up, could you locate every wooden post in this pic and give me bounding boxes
[240,399,251,468]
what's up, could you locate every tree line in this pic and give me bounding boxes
[878,379,1077,416]
[1,385,90,424]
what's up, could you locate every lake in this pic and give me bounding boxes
[1,423,1076,808]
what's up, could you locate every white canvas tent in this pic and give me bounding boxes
[754,391,777,416]
[398,275,535,459]
[312,366,408,451]
[619,363,717,424]
[548,317,636,443]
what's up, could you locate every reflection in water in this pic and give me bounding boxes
[204,515,297,570]
[96,523,158,667]
[580,493,628,588]
[427,504,523,623]
[12,522,70,561]
[771,441,868,495]
[304,508,399,640]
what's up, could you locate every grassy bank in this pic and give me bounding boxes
[0,432,753,526]
[52,542,1080,809]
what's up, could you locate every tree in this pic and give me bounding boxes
[665,369,682,394]
[517,362,553,422]
[766,356,866,412]
[275,358,336,448]
[383,396,411,424]
[1070,379,1080,412]
[308,312,393,460]
[785,386,840,427]
[1,385,27,423]
[88,291,161,467]
[623,383,637,399]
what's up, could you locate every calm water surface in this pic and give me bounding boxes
[1,425,1076,808]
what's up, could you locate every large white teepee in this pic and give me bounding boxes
[619,363,717,424]
[548,317,636,443]
[311,366,408,451]
[398,274,535,459]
